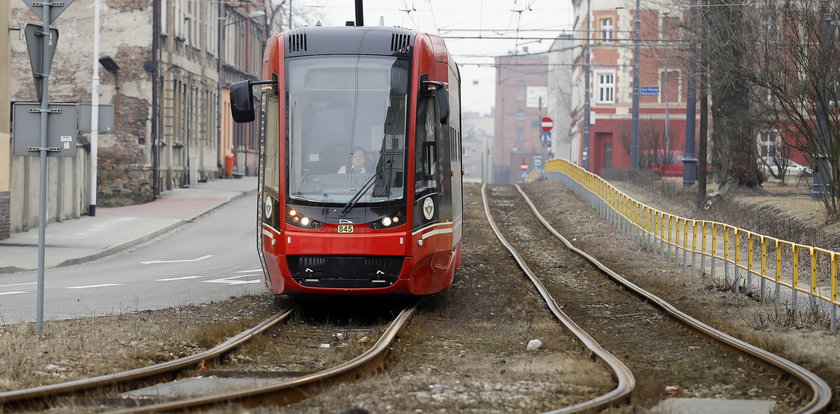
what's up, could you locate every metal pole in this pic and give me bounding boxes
[630,0,640,169]
[217,1,224,178]
[582,0,591,171]
[683,0,698,187]
[812,0,831,200]
[663,12,670,160]
[89,0,100,217]
[36,1,53,335]
[288,0,292,30]
[355,0,364,27]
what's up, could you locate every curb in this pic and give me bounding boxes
[1,189,256,274]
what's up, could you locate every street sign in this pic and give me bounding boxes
[24,24,59,102]
[520,162,528,172]
[533,156,543,171]
[641,86,659,97]
[540,131,552,147]
[22,0,75,25]
[541,116,554,133]
[12,102,78,157]
[79,103,115,132]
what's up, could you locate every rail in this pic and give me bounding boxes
[0,307,295,408]
[543,158,840,335]
[514,184,831,413]
[482,184,635,412]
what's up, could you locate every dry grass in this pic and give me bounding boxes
[0,295,275,392]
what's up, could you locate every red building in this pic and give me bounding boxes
[571,0,695,175]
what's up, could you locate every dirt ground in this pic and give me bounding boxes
[1,177,839,413]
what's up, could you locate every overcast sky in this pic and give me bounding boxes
[297,0,574,115]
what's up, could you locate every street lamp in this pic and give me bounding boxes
[683,0,699,187]
[630,0,641,169]
[583,0,591,171]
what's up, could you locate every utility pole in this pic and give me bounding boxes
[630,0,640,169]
[89,0,100,216]
[217,0,224,178]
[812,0,831,199]
[582,0,591,171]
[662,11,670,160]
[683,0,698,187]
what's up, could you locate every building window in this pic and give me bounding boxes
[516,129,524,141]
[516,87,526,101]
[600,18,613,42]
[759,131,780,157]
[515,109,525,120]
[596,71,615,104]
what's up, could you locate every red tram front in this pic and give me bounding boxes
[231,25,463,295]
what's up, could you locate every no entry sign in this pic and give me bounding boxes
[541,116,554,133]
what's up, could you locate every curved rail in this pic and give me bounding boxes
[514,184,831,414]
[112,299,420,413]
[0,307,296,408]
[481,184,635,413]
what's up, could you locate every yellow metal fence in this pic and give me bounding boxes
[544,159,839,334]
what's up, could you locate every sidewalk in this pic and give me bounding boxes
[0,177,258,274]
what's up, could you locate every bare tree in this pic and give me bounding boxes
[259,0,326,35]
[701,0,764,188]
[731,0,840,217]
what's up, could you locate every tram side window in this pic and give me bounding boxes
[262,87,280,192]
[414,96,438,194]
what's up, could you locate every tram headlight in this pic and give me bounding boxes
[369,209,406,230]
[285,207,322,229]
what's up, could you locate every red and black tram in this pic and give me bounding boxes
[230,24,463,295]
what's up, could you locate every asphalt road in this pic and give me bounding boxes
[0,195,266,324]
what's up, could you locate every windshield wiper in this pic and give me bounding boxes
[341,159,391,216]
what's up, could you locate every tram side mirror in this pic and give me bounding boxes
[435,88,449,124]
[230,81,255,123]
[421,80,449,124]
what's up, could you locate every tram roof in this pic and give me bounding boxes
[283,26,420,59]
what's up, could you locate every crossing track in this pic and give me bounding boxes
[481,184,635,412]
[108,300,419,413]
[484,183,831,413]
[1,301,419,412]
[0,308,296,411]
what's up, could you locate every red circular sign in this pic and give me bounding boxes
[541,117,554,133]
[520,162,528,171]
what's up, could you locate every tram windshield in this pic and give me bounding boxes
[286,55,409,204]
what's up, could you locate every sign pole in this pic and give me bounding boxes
[35,1,52,335]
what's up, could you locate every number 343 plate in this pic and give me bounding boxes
[337,225,354,233]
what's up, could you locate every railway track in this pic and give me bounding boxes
[482,183,831,413]
[0,307,295,411]
[1,300,419,413]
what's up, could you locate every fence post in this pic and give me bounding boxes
[832,253,837,335]
[711,223,717,280]
[724,226,730,286]
[793,245,799,316]
[810,248,817,310]
[734,228,741,294]
[760,237,767,303]
[701,222,707,276]
[748,234,754,296]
